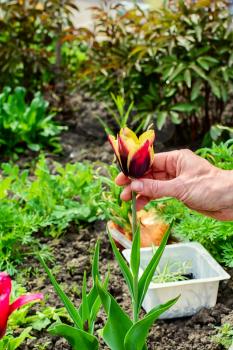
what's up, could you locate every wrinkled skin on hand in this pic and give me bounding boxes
[116,149,233,221]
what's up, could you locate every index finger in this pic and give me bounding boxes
[115,172,131,186]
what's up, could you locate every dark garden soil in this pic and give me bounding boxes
[19,221,233,350]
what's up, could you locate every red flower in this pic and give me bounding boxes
[0,272,43,339]
[108,127,155,178]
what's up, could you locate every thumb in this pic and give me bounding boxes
[131,178,181,200]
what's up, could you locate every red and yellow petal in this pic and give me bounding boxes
[108,135,119,158]
[109,127,155,178]
[108,134,125,172]
[128,140,151,178]
[120,127,138,153]
[120,127,138,143]
[138,130,155,146]
[118,135,130,176]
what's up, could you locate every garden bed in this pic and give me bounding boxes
[20,221,233,350]
[0,1,233,349]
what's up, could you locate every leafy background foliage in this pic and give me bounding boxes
[0,0,81,93]
[0,156,103,273]
[0,87,64,153]
[79,0,233,140]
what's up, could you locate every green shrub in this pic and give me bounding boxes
[0,0,80,92]
[0,156,103,273]
[80,0,233,139]
[0,86,64,153]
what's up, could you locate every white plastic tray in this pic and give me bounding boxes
[122,242,230,319]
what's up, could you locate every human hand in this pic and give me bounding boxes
[115,149,233,221]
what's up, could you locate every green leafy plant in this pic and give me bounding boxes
[97,94,134,135]
[99,218,178,349]
[8,283,69,331]
[197,139,233,170]
[80,0,233,140]
[0,156,104,272]
[41,214,178,349]
[40,241,107,350]
[213,323,233,349]
[0,328,32,350]
[0,280,69,350]
[61,40,87,75]
[100,164,131,232]
[209,125,233,144]
[0,86,65,153]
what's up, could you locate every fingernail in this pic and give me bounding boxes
[131,180,143,192]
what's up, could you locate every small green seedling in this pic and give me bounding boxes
[152,259,192,283]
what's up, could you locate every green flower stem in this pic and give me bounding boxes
[131,191,137,236]
[131,191,139,323]
[133,276,139,323]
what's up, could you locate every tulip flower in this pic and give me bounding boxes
[108,127,155,178]
[0,272,43,339]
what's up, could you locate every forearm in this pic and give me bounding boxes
[216,169,233,220]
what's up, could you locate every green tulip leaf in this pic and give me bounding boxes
[108,228,134,298]
[81,271,90,330]
[79,241,107,333]
[96,280,133,350]
[49,323,99,350]
[39,256,83,329]
[124,297,179,350]
[92,240,100,281]
[130,225,140,277]
[137,222,173,312]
